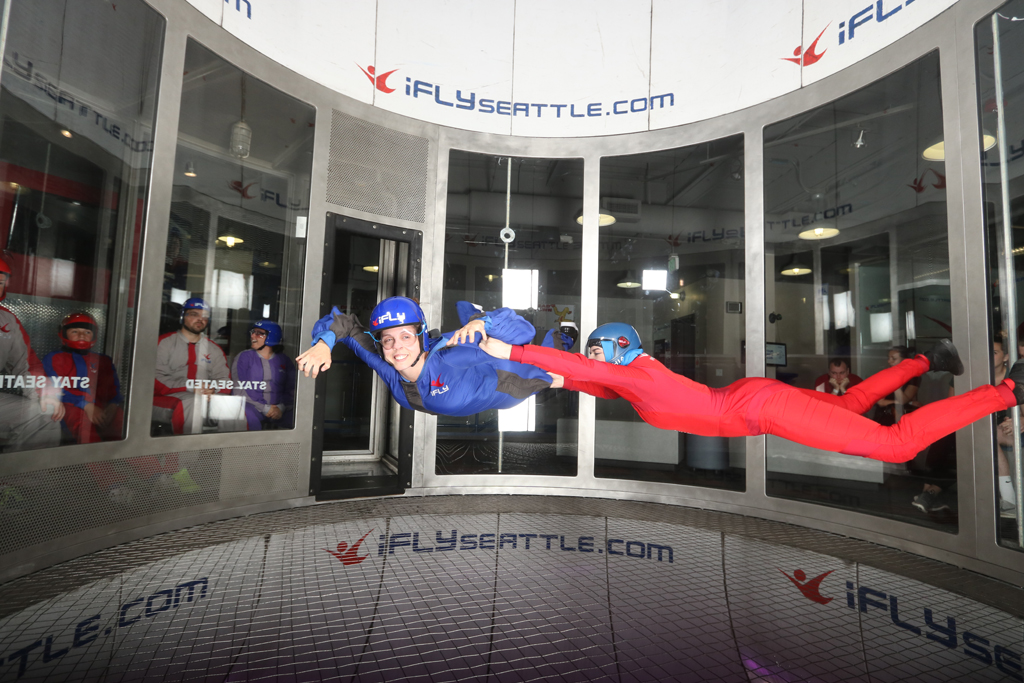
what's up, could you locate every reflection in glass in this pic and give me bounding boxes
[764,52,956,531]
[596,136,746,490]
[441,152,583,475]
[153,40,311,436]
[0,0,163,452]
[978,0,1024,551]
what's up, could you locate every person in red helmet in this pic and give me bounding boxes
[0,253,62,452]
[42,313,125,443]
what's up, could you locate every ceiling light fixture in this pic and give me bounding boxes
[922,131,997,161]
[616,272,642,289]
[575,209,617,227]
[60,129,72,139]
[362,265,380,273]
[798,226,840,240]
[216,235,244,247]
[780,256,812,276]
[184,161,197,177]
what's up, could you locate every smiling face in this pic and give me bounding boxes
[250,328,268,349]
[380,324,422,372]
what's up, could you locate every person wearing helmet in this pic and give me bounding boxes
[477,323,1024,464]
[0,253,62,452]
[42,313,124,443]
[231,319,295,430]
[296,296,560,416]
[153,297,236,434]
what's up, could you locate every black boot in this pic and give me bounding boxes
[923,339,964,376]
[1008,360,1024,405]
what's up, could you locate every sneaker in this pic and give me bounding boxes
[923,339,964,376]
[1000,499,1018,519]
[171,467,200,494]
[1008,360,1024,405]
[912,490,949,513]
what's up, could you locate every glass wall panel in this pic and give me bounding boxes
[597,136,746,490]
[764,53,956,531]
[441,152,582,475]
[0,0,162,452]
[153,40,311,436]
[977,0,1024,551]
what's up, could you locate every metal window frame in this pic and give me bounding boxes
[1,0,1021,586]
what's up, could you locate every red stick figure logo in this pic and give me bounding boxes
[324,529,373,566]
[0,323,9,333]
[358,64,398,94]
[430,374,445,388]
[228,180,257,199]
[783,24,830,66]
[909,169,946,193]
[780,568,834,604]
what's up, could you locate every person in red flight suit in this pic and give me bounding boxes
[473,322,1024,464]
[0,253,62,453]
[153,297,238,434]
[42,313,124,443]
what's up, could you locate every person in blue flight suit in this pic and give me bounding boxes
[295,297,562,416]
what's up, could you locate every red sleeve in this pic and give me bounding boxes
[511,344,656,403]
[562,376,622,400]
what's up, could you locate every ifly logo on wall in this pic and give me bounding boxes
[778,568,1022,680]
[357,65,674,121]
[782,0,930,67]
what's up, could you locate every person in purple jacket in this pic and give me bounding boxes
[231,319,295,430]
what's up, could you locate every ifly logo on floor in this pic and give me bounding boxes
[782,1,930,67]
[352,530,674,562]
[2,577,208,680]
[357,65,673,122]
[779,568,1022,680]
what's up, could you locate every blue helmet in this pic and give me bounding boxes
[367,296,427,354]
[180,297,210,324]
[251,319,283,346]
[587,323,643,365]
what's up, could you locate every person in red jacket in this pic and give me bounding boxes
[473,322,1024,464]
[42,313,124,443]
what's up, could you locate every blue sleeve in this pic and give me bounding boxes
[340,335,398,381]
[310,307,340,349]
[480,308,537,345]
[541,328,556,348]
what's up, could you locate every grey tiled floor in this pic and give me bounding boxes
[0,496,1022,682]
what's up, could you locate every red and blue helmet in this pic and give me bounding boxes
[367,296,427,355]
[180,297,210,323]
[587,323,643,366]
[251,319,283,346]
[59,312,98,351]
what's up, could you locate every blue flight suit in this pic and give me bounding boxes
[310,307,553,416]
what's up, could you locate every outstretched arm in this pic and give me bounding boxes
[447,307,538,347]
[297,307,368,378]
[478,338,641,401]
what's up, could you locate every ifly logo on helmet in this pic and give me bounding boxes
[372,311,406,327]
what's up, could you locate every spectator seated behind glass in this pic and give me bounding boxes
[874,346,920,426]
[231,319,295,431]
[153,297,243,434]
[43,313,124,443]
[0,253,61,452]
[814,357,863,396]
